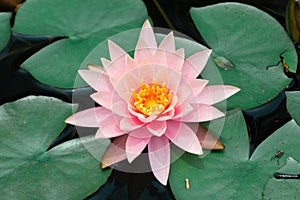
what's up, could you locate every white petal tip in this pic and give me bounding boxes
[64,116,75,125]
[143,19,152,28]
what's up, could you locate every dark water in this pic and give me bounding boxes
[0,0,299,199]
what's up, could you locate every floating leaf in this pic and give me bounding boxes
[190,3,298,110]
[13,0,148,88]
[0,96,111,199]
[0,12,11,51]
[286,91,300,125]
[169,110,300,199]
[263,157,300,199]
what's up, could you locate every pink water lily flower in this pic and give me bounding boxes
[65,20,240,185]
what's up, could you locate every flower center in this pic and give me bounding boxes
[132,81,172,116]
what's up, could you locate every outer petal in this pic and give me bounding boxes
[65,107,111,127]
[158,32,175,52]
[175,104,225,122]
[108,40,127,60]
[126,135,151,163]
[135,20,157,59]
[165,121,203,155]
[91,91,113,110]
[187,79,209,96]
[194,85,240,105]
[148,135,170,185]
[146,121,167,137]
[95,116,125,138]
[78,70,113,92]
[101,134,127,168]
[182,49,212,79]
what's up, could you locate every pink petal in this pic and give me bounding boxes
[182,49,212,79]
[152,49,167,66]
[101,135,127,168]
[165,121,202,155]
[176,86,192,104]
[125,54,138,71]
[112,101,131,118]
[120,117,144,132]
[136,114,157,124]
[126,135,151,162]
[194,85,240,105]
[188,79,209,96]
[129,126,153,139]
[95,116,125,138]
[100,57,111,72]
[91,91,113,110]
[160,95,178,115]
[156,109,175,121]
[173,103,193,119]
[175,103,225,122]
[134,20,157,62]
[106,56,128,79]
[148,135,170,185]
[146,121,167,137]
[78,70,113,92]
[108,40,127,60]
[165,48,185,72]
[136,20,157,50]
[158,32,175,52]
[114,72,140,102]
[65,107,112,127]
[127,106,157,123]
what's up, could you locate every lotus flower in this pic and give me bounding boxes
[65,20,240,185]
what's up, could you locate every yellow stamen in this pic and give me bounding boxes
[132,81,172,116]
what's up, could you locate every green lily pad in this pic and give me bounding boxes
[190,3,298,110]
[0,96,111,199]
[13,0,148,88]
[169,110,300,199]
[0,12,11,51]
[286,91,300,125]
[262,157,300,199]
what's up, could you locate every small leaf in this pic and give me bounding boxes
[0,96,111,199]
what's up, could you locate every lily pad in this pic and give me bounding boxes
[190,3,298,110]
[169,111,300,199]
[13,0,148,88]
[0,96,111,199]
[286,91,300,125]
[0,12,11,51]
[263,157,300,199]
